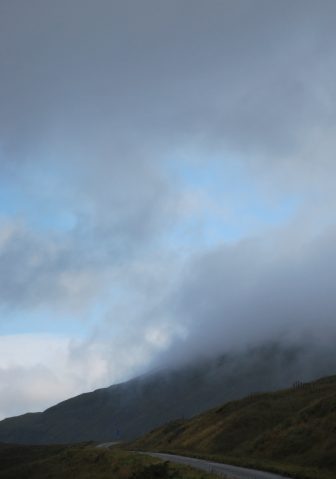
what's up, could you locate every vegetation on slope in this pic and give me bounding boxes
[1,343,335,445]
[0,443,217,479]
[133,375,336,479]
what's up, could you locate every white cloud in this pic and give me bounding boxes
[0,333,149,419]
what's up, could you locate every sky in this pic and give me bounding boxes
[1,0,336,419]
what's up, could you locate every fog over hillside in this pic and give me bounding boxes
[0,0,336,419]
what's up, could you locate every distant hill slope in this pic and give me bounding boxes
[134,375,336,478]
[0,342,335,445]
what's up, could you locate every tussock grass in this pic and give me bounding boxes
[132,375,336,479]
[0,444,217,479]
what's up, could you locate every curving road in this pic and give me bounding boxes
[143,452,291,479]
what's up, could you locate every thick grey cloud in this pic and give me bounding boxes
[0,0,335,294]
[155,226,336,368]
[1,0,336,156]
[0,220,109,311]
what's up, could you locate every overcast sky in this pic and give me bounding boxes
[1,0,336,419]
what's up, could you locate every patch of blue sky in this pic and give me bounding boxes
[0,310,88,337]
[0,289,117,337]
[29,209,77,233]
[168,203,298,251]
[166,149,300,247]
[0,182,23,217]
[0,166,77,233]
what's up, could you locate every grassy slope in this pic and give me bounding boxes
[2,343,335,445]
[133,375,336,479]
[0,444,218,479]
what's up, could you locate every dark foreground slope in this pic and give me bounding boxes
[0,342,335,444]
[0,444,216,479]
[134,375,336,479]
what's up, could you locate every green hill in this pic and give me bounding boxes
[133,375,336,479]
[0,342,335,445]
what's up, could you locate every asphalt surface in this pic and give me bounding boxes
[96,441,122,448]
[143,452,291,479]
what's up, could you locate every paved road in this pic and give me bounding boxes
[143,452,291,479]
[96,441,122,448]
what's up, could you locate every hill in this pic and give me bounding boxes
[0,342,335,444]
[133,375,336,479]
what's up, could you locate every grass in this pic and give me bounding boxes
[132,375,336,479]
[0,443,218,479]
